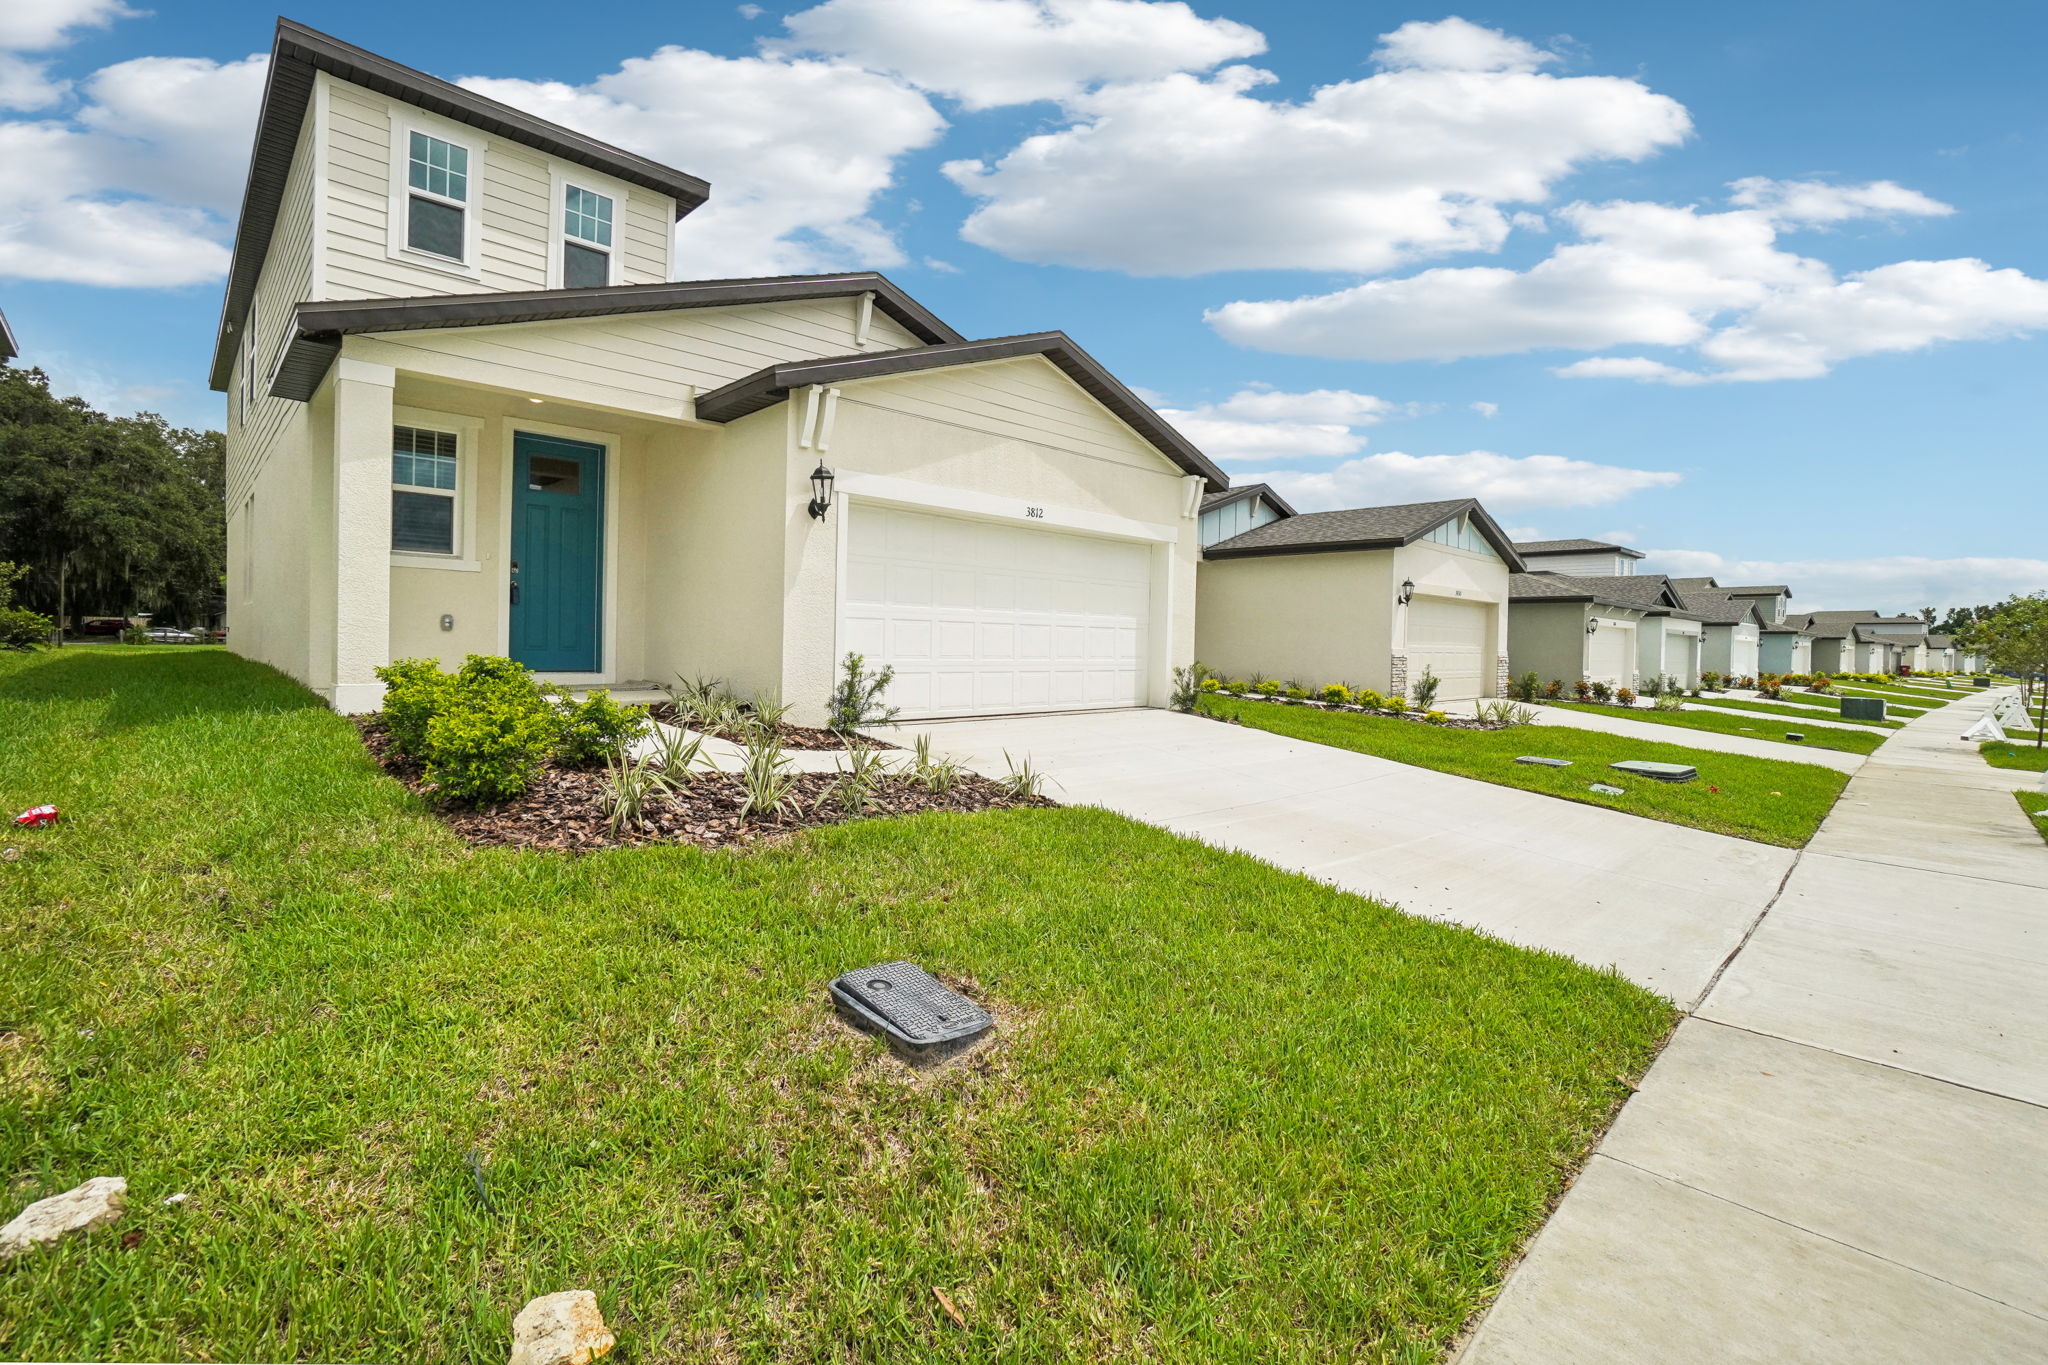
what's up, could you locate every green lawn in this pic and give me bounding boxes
[2015,791,2048,846]
[1840,684,1947,707]
[1550,701,1884,755]
[1980,739,2048,772]
[0,649,1674,1364]
[1203,696,1847,846]
[1824,687,1929,715]
[1669,696,1902,730]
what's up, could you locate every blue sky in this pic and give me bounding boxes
[3,0,2044,609]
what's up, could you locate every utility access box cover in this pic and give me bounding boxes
[830,961,993,1058]
[1840,696,1886,721]
[1610,760,1698,783]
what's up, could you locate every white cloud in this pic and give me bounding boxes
[1726,176,1952,226]
[738,3,764,16]
[1156,386,1397,463]
[0,51,67,110]
[1370,16,1556,74]
[1259,449,1680,513]
[944,18,1689,275]
[1211,187,2048,380]
[0,53,263,287]
[460,49,944,276]
[1638,550,2048,613]
[1469,400,1499,418]
[775,0,1264,109]
[0,0,138,52]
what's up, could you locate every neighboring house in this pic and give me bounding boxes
[0,307,16,361]
[1197,482,1295,548]
[1719,583,1792,624]
[1512,538,1643,577]
[1520,572,1702,689]
[1506,573,1652,691]
[1803,621,1854,675]
[215,21,1224,720]
[1679,591,1764,681]
[1197,499,1520,704]
[1759,620,1814,674]
[1927,634,1958,671]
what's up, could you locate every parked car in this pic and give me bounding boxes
[144,626,200,643]
[76,617,128,636]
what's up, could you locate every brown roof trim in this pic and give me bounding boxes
[1204,497,1526,568]
[1200,482,1297,519]
[210,18,714,391]
[266,273,964,401]
[695,332,1228,488]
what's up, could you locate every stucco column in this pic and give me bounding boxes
[330,357,395,713]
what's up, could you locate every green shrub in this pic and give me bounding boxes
[1283,685,1311,701]
[1255,679,1283,696]
[1615,687,1637,707]
[827,651,900,734]
[1383,695,1409,714]
[1412,665,1441,711]
[1319,683,1350,705]
[1543,679,1565,699]
[1171,661,1214,713]
[550,687,650,768]
[1199,676,1221,693]
[1224,679,1248,694]
[0,563,51,650]
[375,657,457,756]
[1700,669,1722,692]
[1424,709,1448,724]
[1589,680,1613,703]
[413,655,563,805]
[1507,670,1542,702]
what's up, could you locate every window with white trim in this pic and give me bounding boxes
[240,321,256,423]
[391,425,459,555]
[561,184,614,288]
[405,131,470,262]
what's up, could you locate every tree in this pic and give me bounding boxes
[1962,593,2048,748]
[0,365,225,635]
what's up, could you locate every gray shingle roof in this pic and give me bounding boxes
[1800,609,1882,626]
[1719,584,1792,597]
[1509,571,1684,611]
[1929,634,1955,648]
[1205,498,1523,566]
[1669,576,1721,591]
[1677,592,1760,625]
[1512,538,1646,559]
[1200,482,1297,518]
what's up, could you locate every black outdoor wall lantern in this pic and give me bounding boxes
[808,462,835,520]
[1399,578,1415,606]
[1587,619,1600,634]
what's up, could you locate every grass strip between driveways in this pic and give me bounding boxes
[1687,696,1903,729]
[1980,739,2048,772]
[1201,696,1846,847]
[2016,791,2048,845]
[0,648,1674,1364]
[1548,701,1884,755]
[1823,687,1930,715]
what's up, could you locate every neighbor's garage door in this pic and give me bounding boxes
[840,502,1150,718]
[1588,621,1634,686]
[1406,596,1490,702]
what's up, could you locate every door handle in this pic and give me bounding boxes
[509,561,520,606]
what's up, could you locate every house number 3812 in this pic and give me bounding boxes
[1024,506,1044,518]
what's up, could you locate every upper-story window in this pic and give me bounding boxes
[406,132,470,262]
[562,185,614,288]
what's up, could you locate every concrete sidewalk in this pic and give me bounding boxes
[1439,698,1866,774]
[920,709,1792,1002]
[1458,686,2048,1362]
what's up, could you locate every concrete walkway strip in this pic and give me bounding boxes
[1440,699,1865,773]
[1458,686,2048,1362]
[921,708,1793,1002]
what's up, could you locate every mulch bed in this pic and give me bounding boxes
[356,720,1050,852]
[644,703,898,751]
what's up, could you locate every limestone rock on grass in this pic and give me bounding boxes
[508,1290,615,1365]
[0,1176,127,1258]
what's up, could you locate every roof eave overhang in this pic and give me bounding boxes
[697,331,1228,489]
[1204,537,1403,561]
[264,273,965,402]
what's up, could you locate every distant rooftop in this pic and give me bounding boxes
[1512,538,1646,559]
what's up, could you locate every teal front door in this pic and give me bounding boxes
[510,432,605,673]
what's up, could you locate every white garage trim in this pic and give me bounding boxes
[837,499,1162,718]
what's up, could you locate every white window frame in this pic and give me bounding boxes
[386,114,485,279]
[239,321,257,425]
[547,166,630,289]
[389,407,484,571]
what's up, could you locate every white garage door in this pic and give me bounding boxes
[840,502,1151,718]
[1406,596,1490,702]
[1588,622,1633,686]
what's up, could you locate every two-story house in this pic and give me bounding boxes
[216,20,1223,719]
[1511,538,1644,577]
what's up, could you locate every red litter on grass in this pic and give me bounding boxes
[13,805,59,828]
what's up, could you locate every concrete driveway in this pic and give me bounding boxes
[918,708,1793,1003]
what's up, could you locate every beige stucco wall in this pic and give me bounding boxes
[1197,551,1397,692]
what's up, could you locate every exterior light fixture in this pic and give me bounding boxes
[1399,579,1415,606]
[1586,619,1600,635]
[808,462,835,520]
[526,397,543,404]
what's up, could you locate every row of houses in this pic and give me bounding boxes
[202,21,1983,722]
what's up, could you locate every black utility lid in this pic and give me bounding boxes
[830,961,993,1054]
[1609,760,1698,783]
